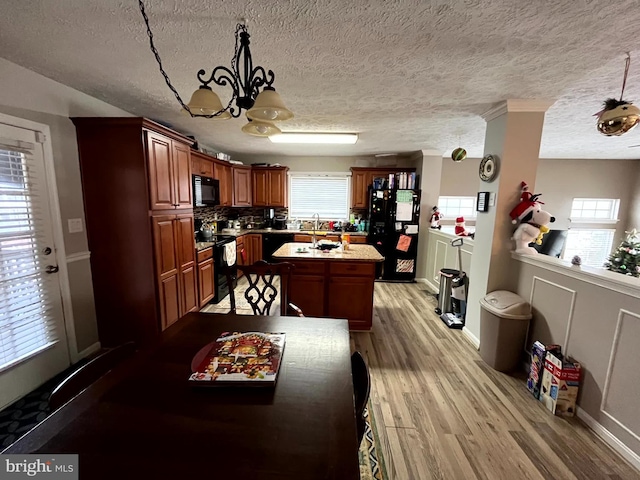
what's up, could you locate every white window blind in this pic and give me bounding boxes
[288,174,350,219]
[570,198,619,222]
[438,196,477,219]
[0,141,57,372]
[562,228,615,268]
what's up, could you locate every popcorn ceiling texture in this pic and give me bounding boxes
[1,0,640,159]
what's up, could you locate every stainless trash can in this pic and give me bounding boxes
[435,268,460,315]
[479,291,532,372]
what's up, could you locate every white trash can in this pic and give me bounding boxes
[479,291,532,372]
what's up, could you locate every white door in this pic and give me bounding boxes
[0,122,70,410]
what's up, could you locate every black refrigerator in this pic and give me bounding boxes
[367,188,421,281]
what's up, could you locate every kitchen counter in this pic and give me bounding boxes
[195,242,215,252]
[273,243,383,263]
[273,243,382,330]
[220,228,368,237]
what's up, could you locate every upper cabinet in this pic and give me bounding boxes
[145,131,193,210]
[350,167,416,210]
[252,167,289,207]
[214,162,233,207]
[232,165,252,207]
[191,152,214,178]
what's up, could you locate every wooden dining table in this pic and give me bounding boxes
[3,313,360,479]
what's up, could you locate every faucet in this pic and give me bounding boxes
[312,213,320,248]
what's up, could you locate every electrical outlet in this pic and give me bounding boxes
[68,218,83,233]
[489,192,496,207]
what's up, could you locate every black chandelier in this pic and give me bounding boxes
[138,0,293,136]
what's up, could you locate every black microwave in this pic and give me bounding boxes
[193,175,220,207]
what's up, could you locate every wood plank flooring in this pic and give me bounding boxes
[351,281,640,480]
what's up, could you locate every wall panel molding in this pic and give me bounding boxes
[600,308,640,443]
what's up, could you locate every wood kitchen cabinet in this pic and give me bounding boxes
[350,167,416,209]
[151,214,197,330]
[72,117,196,346]
[196,247,215,308]
[289,273,326,317]
[236,236,247,278]
[214,161,233,206]
[232,165,252,206]
[246,234,263,264]
[146,131,193,210]
[327,276,374,331]
[191,151,214,178]
[251,167,289,207]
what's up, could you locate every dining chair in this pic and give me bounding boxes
[351,351,371,444]
[225,260,304,317]
[49,341,136,411]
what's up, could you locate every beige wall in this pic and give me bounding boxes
[0,58,131,354]
[440,157,481,197]
[514,257,640,461]
[625,163,640,232]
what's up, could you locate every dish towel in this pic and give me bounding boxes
[223,242,236,267]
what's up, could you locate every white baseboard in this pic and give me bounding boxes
[577,407,640,471]
[74,342,101,362]
[416,277,438,293]
[462,326,480,350]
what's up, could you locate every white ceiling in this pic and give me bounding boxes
[1,0,640,159]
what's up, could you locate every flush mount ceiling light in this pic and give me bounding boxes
[269,133,359,144]
[138,1,293,134]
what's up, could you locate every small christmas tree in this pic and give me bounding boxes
[605,229,640,277]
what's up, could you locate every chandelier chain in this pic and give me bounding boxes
[138,0,235,118]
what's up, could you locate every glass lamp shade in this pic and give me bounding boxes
[184,86,232,119]
[246,87,294,122]
[241,119,282,137]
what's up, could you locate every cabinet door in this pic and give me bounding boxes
[247,234,262,262]
[327,276,374,330]
[172,142,193,208]
[198,258,215,307]
[200,159,214,177]
[224,166,233,206]
[236,236,246,278]
[146,132,175,210]
[214,162,233,206]
[294,234,313,242]
[268,169,286,207]
[351,171,368,208]
[232,167,252,206]
[175,215,197,315]
[252,169,269,206]
[180,264,198,315]
[152,215,180,329]
[289,275,325,317]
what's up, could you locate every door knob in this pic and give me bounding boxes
[42,247,52,255]
[45,265,59,274]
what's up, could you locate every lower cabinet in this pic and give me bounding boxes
[289,274,325,317]
[327,276,374,330]
[236,236,246,278]
[197,257,214,307]
[247,234,263,263]
[152,214,197,330]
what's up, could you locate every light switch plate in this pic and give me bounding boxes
[489,192,496,207]
[68,218,83,233]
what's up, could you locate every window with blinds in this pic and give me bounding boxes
[562,228,615,268]
[0,143,57,372]
[288,174,350,220]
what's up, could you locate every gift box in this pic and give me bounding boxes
[526,341,561,399]
[539,351,582,417]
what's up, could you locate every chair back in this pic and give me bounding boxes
[49,342,136,411]
[225,260,295,316]
[351,351,371,444]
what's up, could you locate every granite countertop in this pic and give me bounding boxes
[220,228,368,237]
[272,243,384,262]
[195,242,215,251]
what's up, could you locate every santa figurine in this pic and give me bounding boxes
[429,206,442,229]
[455,217,474,238]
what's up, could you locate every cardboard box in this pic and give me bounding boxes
[540,351,582,417]
[526,342,561,399]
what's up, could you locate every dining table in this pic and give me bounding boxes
[2,313,360,479]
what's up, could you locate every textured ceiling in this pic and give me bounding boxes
[1,0,640,159]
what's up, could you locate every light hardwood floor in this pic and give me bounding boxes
[351,281,640,480]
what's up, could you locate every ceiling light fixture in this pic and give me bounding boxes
[269,133,359,144]
[241,119,282,137]
[138,1,293,134]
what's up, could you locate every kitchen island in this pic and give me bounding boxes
[273,243,384,330]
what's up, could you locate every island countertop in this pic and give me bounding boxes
[273,243,384,263]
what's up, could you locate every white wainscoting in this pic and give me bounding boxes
[423,230,474,292]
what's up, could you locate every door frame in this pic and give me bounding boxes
[0,112,81,364]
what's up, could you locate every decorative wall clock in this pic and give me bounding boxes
[479,154,499,182]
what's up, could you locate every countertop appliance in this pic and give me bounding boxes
[273,214,287,230]
[193,175,220,207]
[367,188,421,282]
